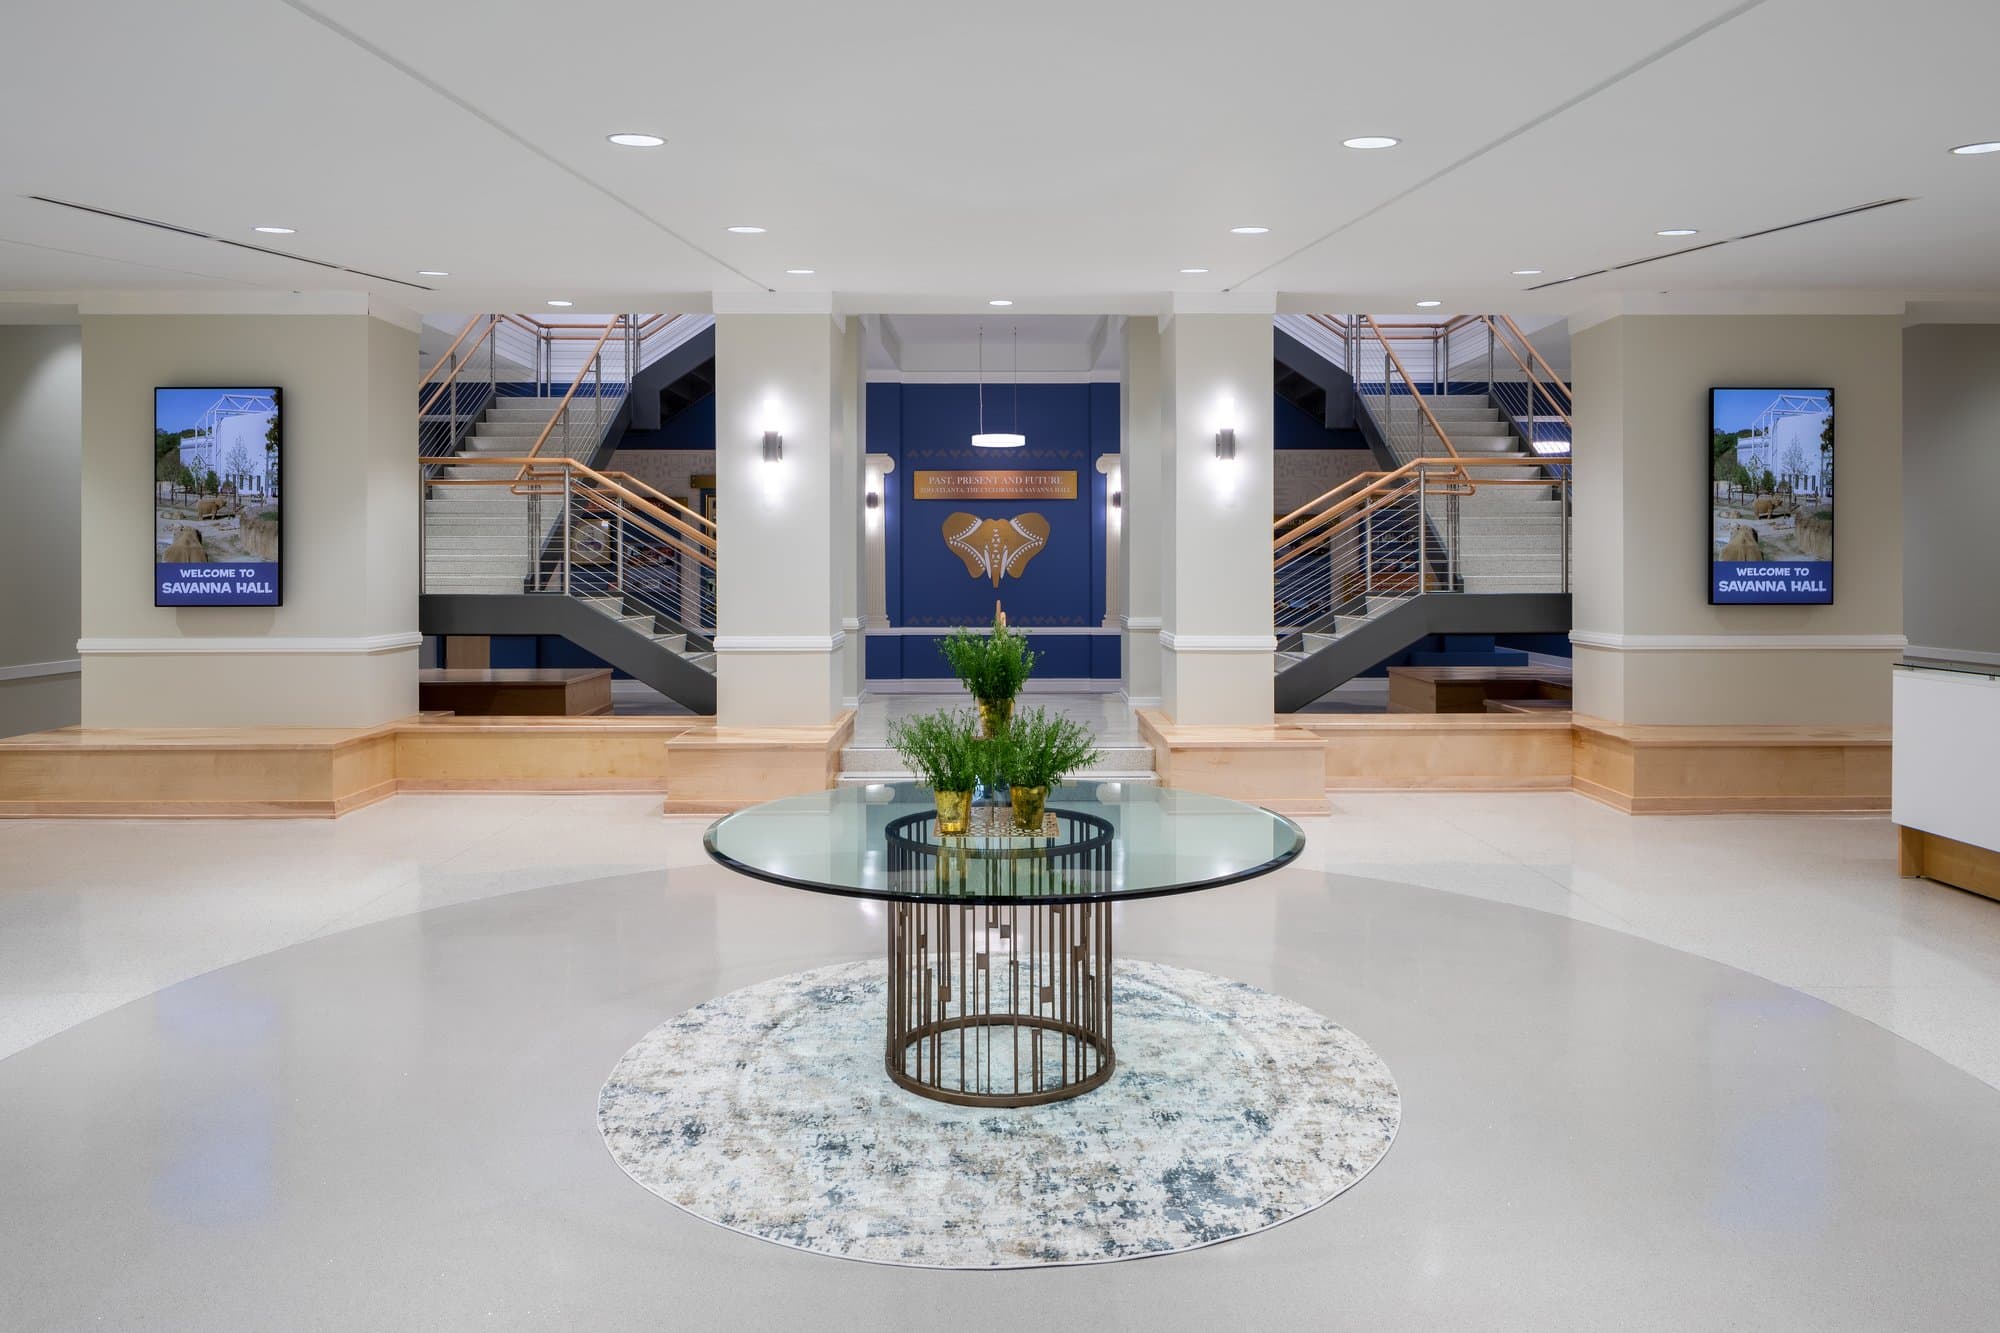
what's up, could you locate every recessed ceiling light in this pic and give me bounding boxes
[1342,136,1400,150]
[1511,269,1543,276]
[726,225,767,234]
[546,299,573,307]
[1656,228,1699,237]
[1951,141,2000,155]
[1416,300,1442,308]
[988,299,1013,306]
[1230,226,1270,235]
[1180,267,1211,274]
[253,226,295,235]
[606,133,665,147]
[417,270,449,277]
[784,268,815,275]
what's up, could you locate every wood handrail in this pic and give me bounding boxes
[419,315,484,388]
[423,454,718,559]
[1476,315,1574,432]
[417,316,501,418]
[1362,316,1460,459]
[1500,314,1569,400]
[599,469,717,533]
[522,316,629,465]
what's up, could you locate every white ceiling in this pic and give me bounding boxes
[3,0,1997,317]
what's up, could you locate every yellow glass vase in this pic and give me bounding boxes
[976,697,1014,739]
[1009,784,1048,832]
[933,789,973,836]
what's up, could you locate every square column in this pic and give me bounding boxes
[77,297,419,728]
[1571,309,1903,725]
[1119,317,1164,707]
[713,307,848,726]
[1157,306,1276,726]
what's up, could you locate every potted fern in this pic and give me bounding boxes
[886,708,986,835]
[939,614,1039,738]
[992,706,1101,831]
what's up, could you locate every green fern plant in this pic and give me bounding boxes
[939,614,1039,704]
[992,706,1100,790]
[886,709,987,791]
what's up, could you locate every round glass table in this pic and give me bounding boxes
[704,782,1305,1108]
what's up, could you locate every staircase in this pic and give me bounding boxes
[1270,313,1573,711]
[416,314,720,713]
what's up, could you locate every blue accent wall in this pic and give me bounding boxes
[618,393,715,451]
[868,381,1118,680]
[1274,391,1367,450]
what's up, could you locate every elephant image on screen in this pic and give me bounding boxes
[154,387,282,607]
[1709,388,1831,605]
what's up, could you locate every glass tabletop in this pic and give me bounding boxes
[703,782,1305,904]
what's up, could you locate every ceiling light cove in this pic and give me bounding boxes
[988,299,1013,307]
[253,226,295,235]
[1951,141,2000,155]
[1229,226,1270,235]
[606,133,665,147]
[1511,269,1543,276]
[1415,300,1442,308]
[1341,136,1400,150]
[1656,228,1699,237]
[726,225,767,234]
[546,299,573,307]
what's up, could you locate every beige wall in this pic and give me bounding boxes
[712,312,845,726]
[1572,313,1903,725]
[78,311,419,727]
[1158,313,1276,725]
[0,323,83,737]
[1902,323,2000,659]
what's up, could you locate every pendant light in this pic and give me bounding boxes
[972,324,1026,448]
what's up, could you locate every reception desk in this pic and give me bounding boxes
[1894,659,2000,902]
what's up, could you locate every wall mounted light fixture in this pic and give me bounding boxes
[762,430,783,462]
[1110,490,1123,508]
[865,490,880,509]
[1214,427,1236,460]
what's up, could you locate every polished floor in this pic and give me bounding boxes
[4,793,2000,1329]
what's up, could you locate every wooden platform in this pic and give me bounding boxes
[1387,665,1573,714]
[1292,711,1574,790]
[1135,709,1327,815]
[418,668,612,717]
[1572,716,1891,814]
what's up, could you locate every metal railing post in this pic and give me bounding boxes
[562,468,572,596]
[1487,322,1495,400]
[1561,476,1570,594]
[1417,474,1428,594]
[1363,505,1374,595]
[615,493,626,595]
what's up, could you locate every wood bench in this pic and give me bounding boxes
[1386,665,1573,714]
[417,668,614,717]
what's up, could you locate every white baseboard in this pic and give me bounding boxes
[1570,630,1907,653]
[865,679,1120,695]
[76,633,421,656]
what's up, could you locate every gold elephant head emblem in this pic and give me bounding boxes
[942,512,1049,587]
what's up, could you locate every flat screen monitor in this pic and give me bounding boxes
[1709,387,1832,605]
[154,387,282,607]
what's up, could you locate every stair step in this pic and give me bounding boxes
[650,633,687,652]
[684,653,715,671]
[1302,632,1337,652]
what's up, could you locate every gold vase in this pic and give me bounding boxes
[1009,784,1048,832]
[933,789,973,836]
[976,697,1014,739]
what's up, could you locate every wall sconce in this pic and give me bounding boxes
[865,491,880,509]
[762,430,783,462]
[1214,427,1236,460]
[1110,490,1123,508]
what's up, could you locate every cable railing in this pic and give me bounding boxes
[418,314,548,462]
[1273,456,1569,636]
[1466,313,1574,461]
[1350,315,1463,462]
[420,455,718,639]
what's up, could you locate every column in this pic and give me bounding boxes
[836,315,866,706]
[1157,300,1276,726]
[712,301,847,726]
[76,294,419,727]
[1570,305,1903,725]
[1118,317,1163,706]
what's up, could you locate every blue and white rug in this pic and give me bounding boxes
[598,958,1399,1268]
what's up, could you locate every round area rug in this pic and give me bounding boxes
[598,959,1399,1268]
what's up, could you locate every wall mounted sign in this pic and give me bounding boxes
[154,386,283,607]
[943,512,1049,586]
[912,469,1077,501]
[1708,387,1833,605]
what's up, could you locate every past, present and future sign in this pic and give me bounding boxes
[910,469,1078,502]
